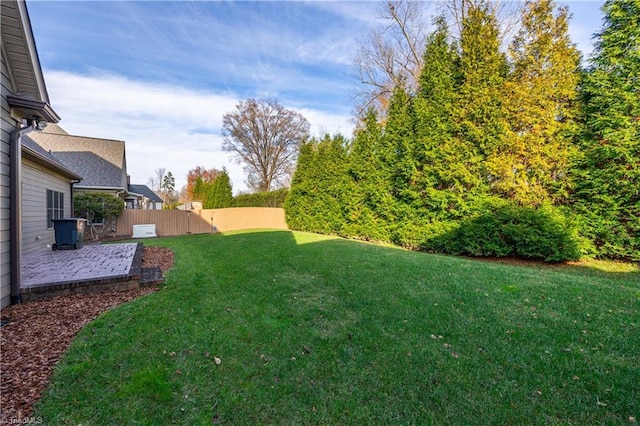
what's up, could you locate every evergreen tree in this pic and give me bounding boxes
[344,109,392,241]
[285,136,350,234]
[192,176,206,205]
[387,84,417,203]
[573,0,640,259]
[209,168,233,208]
[285,141,316,230]
[454,2,507,196]
[488,0,581,206]
[414,16,470,220]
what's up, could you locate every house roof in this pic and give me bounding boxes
[27,124,128,189]
[21,136,82,180]
[128,184,163,203]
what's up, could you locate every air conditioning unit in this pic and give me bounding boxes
[132,224,157,238]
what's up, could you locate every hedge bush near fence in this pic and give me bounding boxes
[234,189,288,208]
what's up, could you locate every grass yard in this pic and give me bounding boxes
[35,230,639,425]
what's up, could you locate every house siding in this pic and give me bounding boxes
[22,159,71,254]
[1,51,18,309]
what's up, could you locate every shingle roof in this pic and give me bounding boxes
[27,126,127,189]
[21,136,82,180]
[128,184,163,203]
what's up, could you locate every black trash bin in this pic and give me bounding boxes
[52,218,86,250]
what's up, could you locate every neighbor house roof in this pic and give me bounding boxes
[27,124,128,190]
[21,137,82,180]
[128,184,163,203]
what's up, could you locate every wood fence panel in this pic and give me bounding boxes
[203,208,287,232]
[116,207,287,237]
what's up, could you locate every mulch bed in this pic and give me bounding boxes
[0,246,174,423]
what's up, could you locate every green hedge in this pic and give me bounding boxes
[233,189,288,208]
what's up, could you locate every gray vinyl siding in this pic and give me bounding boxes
[22,159,71,254]
[1,51,17,309]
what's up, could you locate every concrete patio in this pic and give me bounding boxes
[20,243,150,302]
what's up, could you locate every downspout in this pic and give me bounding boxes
[70,179,81,216]
[10,121,36,304]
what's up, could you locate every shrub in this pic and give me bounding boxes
[73,192,124,240]
[424,200,582,262]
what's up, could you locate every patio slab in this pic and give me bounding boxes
[20,243,144,302]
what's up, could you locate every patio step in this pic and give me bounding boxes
[140,267,164,287]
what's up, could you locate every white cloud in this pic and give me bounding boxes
[45,70,354,194]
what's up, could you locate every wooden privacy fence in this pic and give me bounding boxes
[116,208,288,237]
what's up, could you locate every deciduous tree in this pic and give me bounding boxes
[352,0,428,117]
[222,98,310,192]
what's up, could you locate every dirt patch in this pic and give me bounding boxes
[0,246,174,423]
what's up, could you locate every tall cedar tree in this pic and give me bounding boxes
[454,2,507,198]
[573,0,640,260]
[192,171,233,209]
[284,136,349,234]
[208,168,233,209]
[489,0,581,206]
[284,141,315,231]
[414,16,471,220]
[344,110,392,242]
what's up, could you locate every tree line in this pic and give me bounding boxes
[286,0,639,262]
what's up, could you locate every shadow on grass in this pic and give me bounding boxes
[142,229,639,282]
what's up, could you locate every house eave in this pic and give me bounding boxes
[7,95,61,123]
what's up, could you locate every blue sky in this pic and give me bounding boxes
[27,1,606,193]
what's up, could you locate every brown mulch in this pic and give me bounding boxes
[0,246,174,424]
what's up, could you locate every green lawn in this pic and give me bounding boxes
[35,230,639,425]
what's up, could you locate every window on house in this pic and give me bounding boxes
[47,189,64,228]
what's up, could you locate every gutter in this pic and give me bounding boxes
[10,122,36,304]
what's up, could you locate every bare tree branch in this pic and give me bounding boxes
[352,0,428,118]
[222,99,310,192]
[352,0,522,120]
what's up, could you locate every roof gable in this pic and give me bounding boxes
[28,126,128,189]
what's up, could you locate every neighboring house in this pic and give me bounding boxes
[1,0,81,307]
[128,184,163,210]
[28,123,163,211]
